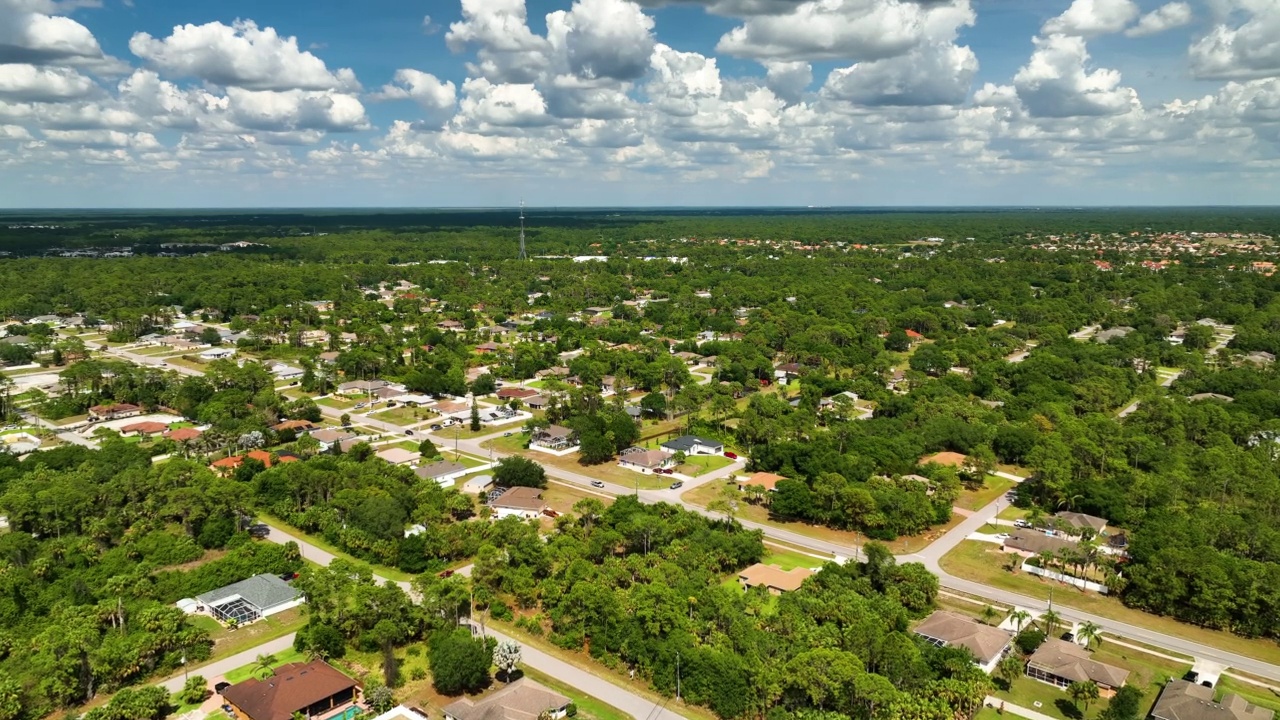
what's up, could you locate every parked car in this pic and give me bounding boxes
[724,451,738,459]
[669,480,684,490]
[591,480,605,488]
[405,430,414,435]
[1013,519,1031,529]
[247,523,270,539]
[430,424,443,431]
[354,402,367,409]
[503,432,513,437]
[438,569,454,578]
[995,533,1010,540]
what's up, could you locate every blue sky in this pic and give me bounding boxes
[0,0,1276,207]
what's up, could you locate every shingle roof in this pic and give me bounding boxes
[913,611,1013,665]
[1027,638,1130,688]
[416,461,467,479]
[1054,512,1108,533]
[443,678,569,720]
[661,435,722,453]
[491,486,547,512]
[197,573,300,610]
[221,661,358,720]
[620,448,672,469]
[1004,530,1076,556]
[738,563,814,592]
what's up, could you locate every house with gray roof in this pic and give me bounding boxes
[1026,638,1129,696]
[914,610,1013,674]
[1152,680,1274,720]
[443,677,569,720]
[190,573,302,626]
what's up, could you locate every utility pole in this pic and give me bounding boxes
[676,651,681,701]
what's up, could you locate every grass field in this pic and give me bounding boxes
[1215,677,1280,715]
[317,395,359,410]
[544,482,615,515]
[677,454,734,477]
[956,474,1017,512]
[223,647,306,684]
[369,404,436,426]
[940,540,1280,667]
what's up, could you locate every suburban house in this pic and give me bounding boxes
[190,573,303,626]
[209,450,297,475]
[1188,393,1234,403]
[738,563,814,594]
[220,660,359,720]
[310,428,356,451]
[165,427,202,442]
[774,362,805,382]
[1151,680,1275,720]
[618,447,675,474]
[738,472,785,492]
[462,475,495,495]
[1002,530,1077,559]
[442,677,569,720]
[376,447,419,466]
[661,435,724,456]
[497,387,540,401]
[1095,326,1135,344]
[531,425,578,451]
[271,419,316,433]
[271,364,304,381]
[525,395,549,410]
[415,460,469,487]
[1025,639,1129,696]
[438,320,464,331]
[120,421,168,436]
[1244,351,1276,366]
[338,379,391,396]
[489,487,548,520]
[199,347,236,361]
[1054,511,1108,536]
[88,402,142,421]
[913,611,1014,674]
[318,351,340,365]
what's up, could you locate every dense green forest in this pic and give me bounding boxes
[3,209,1280,717]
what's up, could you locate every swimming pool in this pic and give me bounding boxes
[324,706,361,720]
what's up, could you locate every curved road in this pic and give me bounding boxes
[443,427,1280,684]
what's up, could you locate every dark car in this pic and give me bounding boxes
[405,429,414,435]
[214,682,230,695]
[279,572,298,581]
[439,569,454,578]
[669,480,684,490]
[591,480,605,488]
[430,424,443,431]
[247,523,270,539]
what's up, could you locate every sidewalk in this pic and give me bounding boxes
[985,696,1058,720]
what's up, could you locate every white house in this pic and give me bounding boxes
[661,435,724,456]
[200,347,236,361]
[489,487,548,520]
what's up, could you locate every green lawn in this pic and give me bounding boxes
[956,474,1017,512]
[1215,677,1280,715]
[940,540,1280,667]
[205,712,231,720]
[995,675,1096,720]
[678,454,733,477]
[762,548,828,571]
[190,608,308,668]
[483,432,530,455]
[520,667,631,720]
[369,404,436,426]
[223,647,306,684]
[317,395,359,410]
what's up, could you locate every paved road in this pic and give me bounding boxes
[90,347,1280,684]
[157,634,298,693]
[262,526,686,719]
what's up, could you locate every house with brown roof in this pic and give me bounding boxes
[497,387,539,400]
[415,460,469,487]
[618,447,674,474]
[376,447,419,466]
[1002,530,1076,559]
[490,487,548,520]
[738,472,785,492]
[271,419,316,433]
[220,660,360,720]
[443,677,569,720]
[913,610,1014,674]
[1054,511,1108,536]
[165,427,202,442]
[121,421,168,436]
[88,402,142,421]
[209,450,294,476]
[1025,638,1129,696]
[1151,680,1275,720]
[531,425,578,452]
[738,563,814,594]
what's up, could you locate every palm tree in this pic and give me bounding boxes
[996,655,1024,690]
[980,605,999,626]
[1077,621,1102,650]
[1068,681,1100,714]
[253,653,277,679]
[1040,609,1062,637]
[1010,609,1032,633]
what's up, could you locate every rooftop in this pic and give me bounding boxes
[1028,638,1130,688]
[739,472,786,491]
[738,563,814,592]
[913,611,1013,665]
[416,460,467,479]
[1152,680,1275,720]
[197,573,300,610]
[221,660,358,720]
[491,486,547,511]
[443,677,569,720]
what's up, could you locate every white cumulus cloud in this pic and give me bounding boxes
[0,63,96,102]
[1189,0,1280,80]
[1041,0,1138,38]
[1012,34,1137,117]
[372,69,457,127]
[1125,2,1192,38]
[823,42,977,106]
[129,19,360,92]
